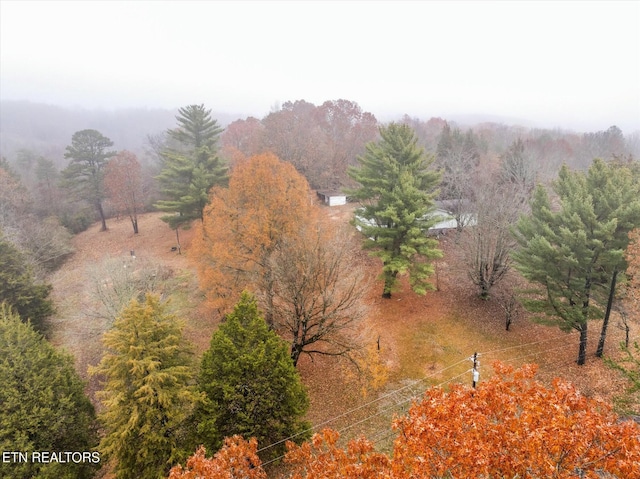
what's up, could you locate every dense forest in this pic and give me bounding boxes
[1,100,639,478]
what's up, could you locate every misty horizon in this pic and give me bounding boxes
[1,99,635,138]
[1,1,639,134]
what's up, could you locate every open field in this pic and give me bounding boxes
[48,207,632,449]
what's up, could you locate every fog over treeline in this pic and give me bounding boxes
[1,99,639,173]
[0,101,241,163]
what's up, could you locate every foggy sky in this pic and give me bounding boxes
[1,0,639,133]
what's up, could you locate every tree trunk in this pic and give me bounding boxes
[96,201,107,231]
[624,319,630,349]
[263,267,275,327]
[130,215,139,234]
[596,270,618,358]
[175,228,181,254]
[290,343,303,367]
[577,322,588,365]
[382,277,393,298]
[479,280,490,300]
[576,275,593,366]
[382,269,397,298]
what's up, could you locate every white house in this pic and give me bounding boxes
[317,190,347,206]
[354,202,475,236]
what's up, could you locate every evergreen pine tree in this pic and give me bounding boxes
[348,123,442,297]
[91,294,200,479]
[500,138,536,192]
[0,303,97,479]
[197,292,310,460]
[0,233,54,333]
[155,104,227,236]
[585,158,640,356]
[60,129,115,231]
[513,165,619,365]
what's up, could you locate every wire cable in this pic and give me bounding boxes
[479,332,573,357]
[258,325,633,461]
[259,369,472,468]
[256,355,470,455]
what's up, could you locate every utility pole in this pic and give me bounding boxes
[471,352,479,388]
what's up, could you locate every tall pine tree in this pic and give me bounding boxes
[348,123,442,298]
[585,158,640,356]
[513,165,620,365]
[155,105,226,248]
[91,294,200,479]
[197,292,310,460]
[61,129,115,231]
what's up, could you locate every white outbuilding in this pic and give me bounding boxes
[317,190,347,206]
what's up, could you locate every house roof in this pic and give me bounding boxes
[317,190,346,198]
[435,199,472,213]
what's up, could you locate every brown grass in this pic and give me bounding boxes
[49,207,635,457]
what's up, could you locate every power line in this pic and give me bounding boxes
[484,340,581,368]
[332,372,471,439]
[258,329,632,461]
[369,370,471,448]
[479,332,573,357]
[256,356,470,455]
[260,369,471,468]
[328,336,604,448]
[259,340,624,469]
[259,334,581,456]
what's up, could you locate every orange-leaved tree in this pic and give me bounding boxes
[104,150,145,234]
[286,362,640,479]
[168,437,266,479]
[191,153,318,323]
[285,428,391,479]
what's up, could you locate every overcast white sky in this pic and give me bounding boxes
[1,0,639,132]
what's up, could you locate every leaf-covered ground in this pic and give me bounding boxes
[49,207,632,455]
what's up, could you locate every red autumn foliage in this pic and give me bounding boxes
[168,437,266,479]
[285,362,640,479]
[171,367,640,478]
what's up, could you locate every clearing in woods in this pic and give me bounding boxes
[48,207,631,446]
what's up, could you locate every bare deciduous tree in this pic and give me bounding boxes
[500,138,537,192]
[87,256,172,322]
[493,277,524,331]
[269,225,369,367]
[0,166,73,277]
[435,124,480,235]
[463,180,528,299]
